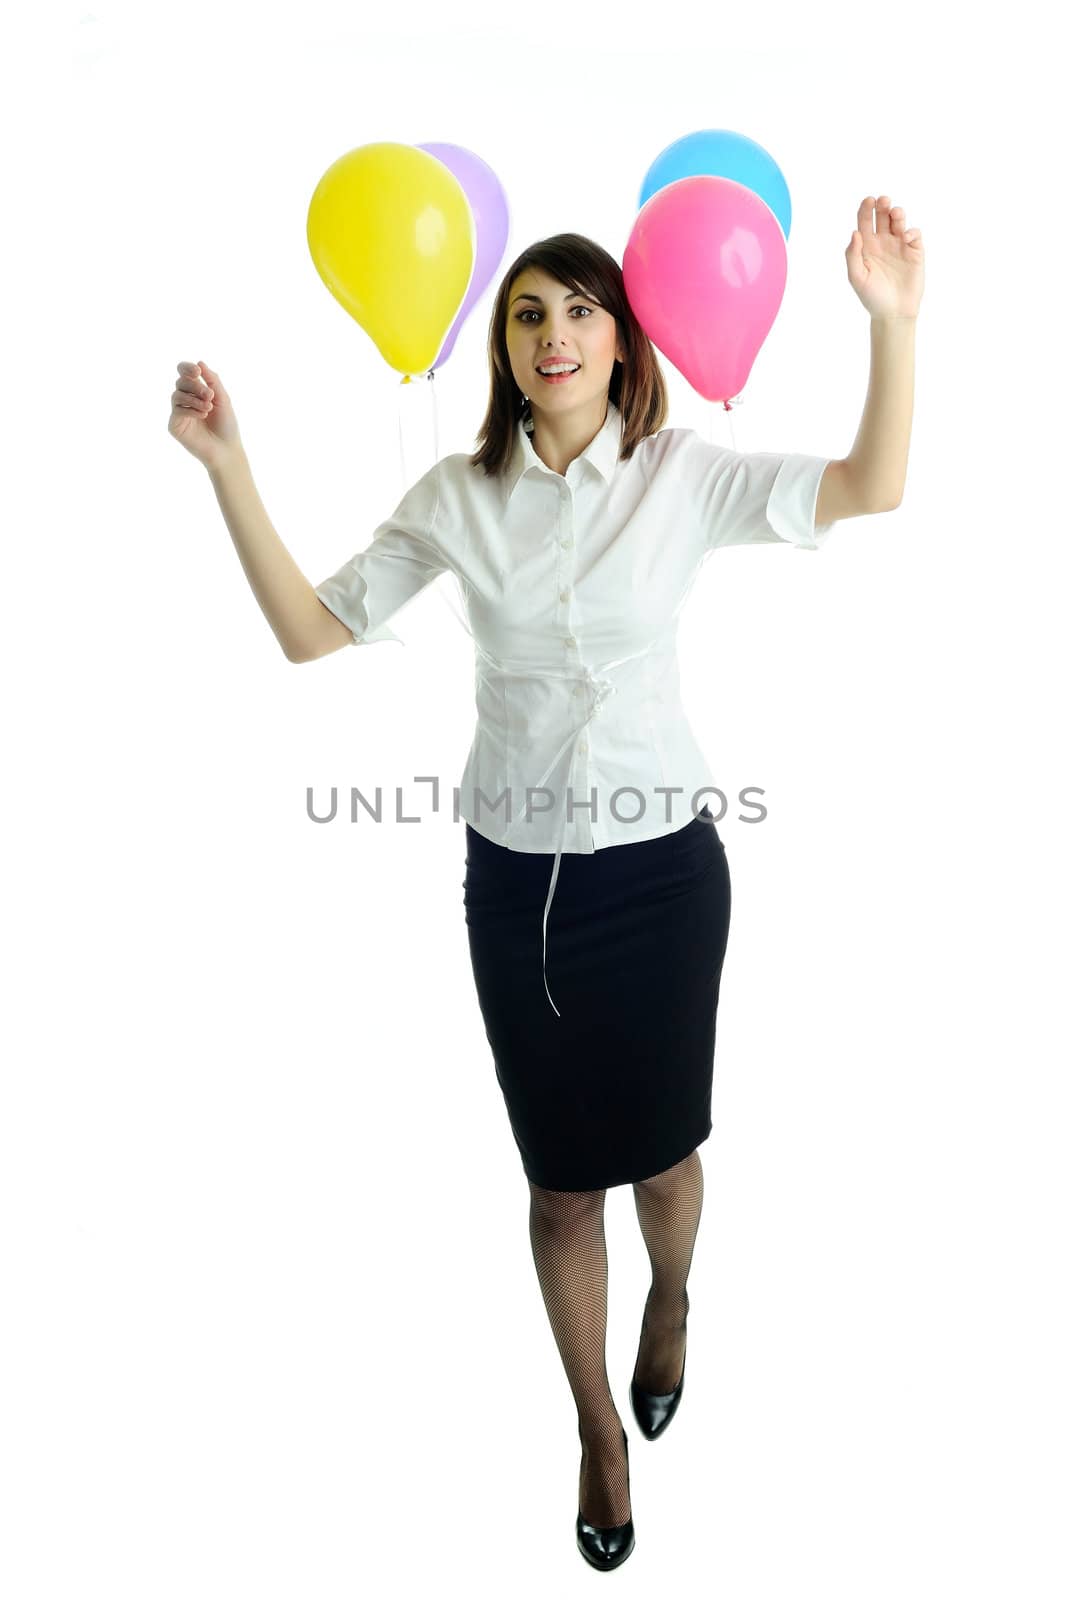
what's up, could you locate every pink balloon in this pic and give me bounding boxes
[623,175,787,405]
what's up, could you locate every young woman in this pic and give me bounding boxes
[169,199,917,1571]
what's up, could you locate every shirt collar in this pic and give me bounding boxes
[502,399,623,506]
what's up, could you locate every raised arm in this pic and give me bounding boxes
[207,451,353,662]
[169,358,353,663]
[835,193,923,511]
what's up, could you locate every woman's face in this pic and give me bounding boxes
[505,269,623,410]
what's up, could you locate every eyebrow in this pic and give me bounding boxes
[509,290,595,306]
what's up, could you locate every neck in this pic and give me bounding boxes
[526,398,610,477]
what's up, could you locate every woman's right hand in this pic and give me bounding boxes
[169,359,243,471]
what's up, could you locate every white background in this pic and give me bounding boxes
[5,2,1062,1594]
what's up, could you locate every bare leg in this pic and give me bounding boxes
[631,1148,704,1393]
[527,1181,630,1528]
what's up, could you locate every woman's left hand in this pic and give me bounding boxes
[846,194,924,320]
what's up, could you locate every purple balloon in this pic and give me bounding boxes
[415,142,510,371]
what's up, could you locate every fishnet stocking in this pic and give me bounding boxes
[527,1182,630,1529]
[631,1149,704,1393]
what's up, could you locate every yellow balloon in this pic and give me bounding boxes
[307,142,475,378]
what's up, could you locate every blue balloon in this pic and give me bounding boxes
[637,129,791,240]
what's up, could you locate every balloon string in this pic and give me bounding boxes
[390,365,471,641]
[397,373,409,500]
[396,367,442,502]
[723,394,742,451]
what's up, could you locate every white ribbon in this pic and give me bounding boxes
[462,632,662,1018]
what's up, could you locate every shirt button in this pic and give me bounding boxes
[566,636,577,648]
[559,589,570,602]
[578,740,588,755]
[560,537,572,549]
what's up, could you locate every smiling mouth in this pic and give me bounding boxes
[536,365,581,382]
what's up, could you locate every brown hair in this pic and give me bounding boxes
[467,232,669,478]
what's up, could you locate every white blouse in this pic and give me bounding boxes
[314,400,838,1017]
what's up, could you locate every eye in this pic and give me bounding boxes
[516,306,594,322]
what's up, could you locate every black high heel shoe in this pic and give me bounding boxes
[575,1425,635,1571]
[629,1292,688,1441]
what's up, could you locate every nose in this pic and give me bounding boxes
[536,315,571,349]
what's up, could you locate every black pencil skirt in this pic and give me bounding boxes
[463,804,732,1191]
